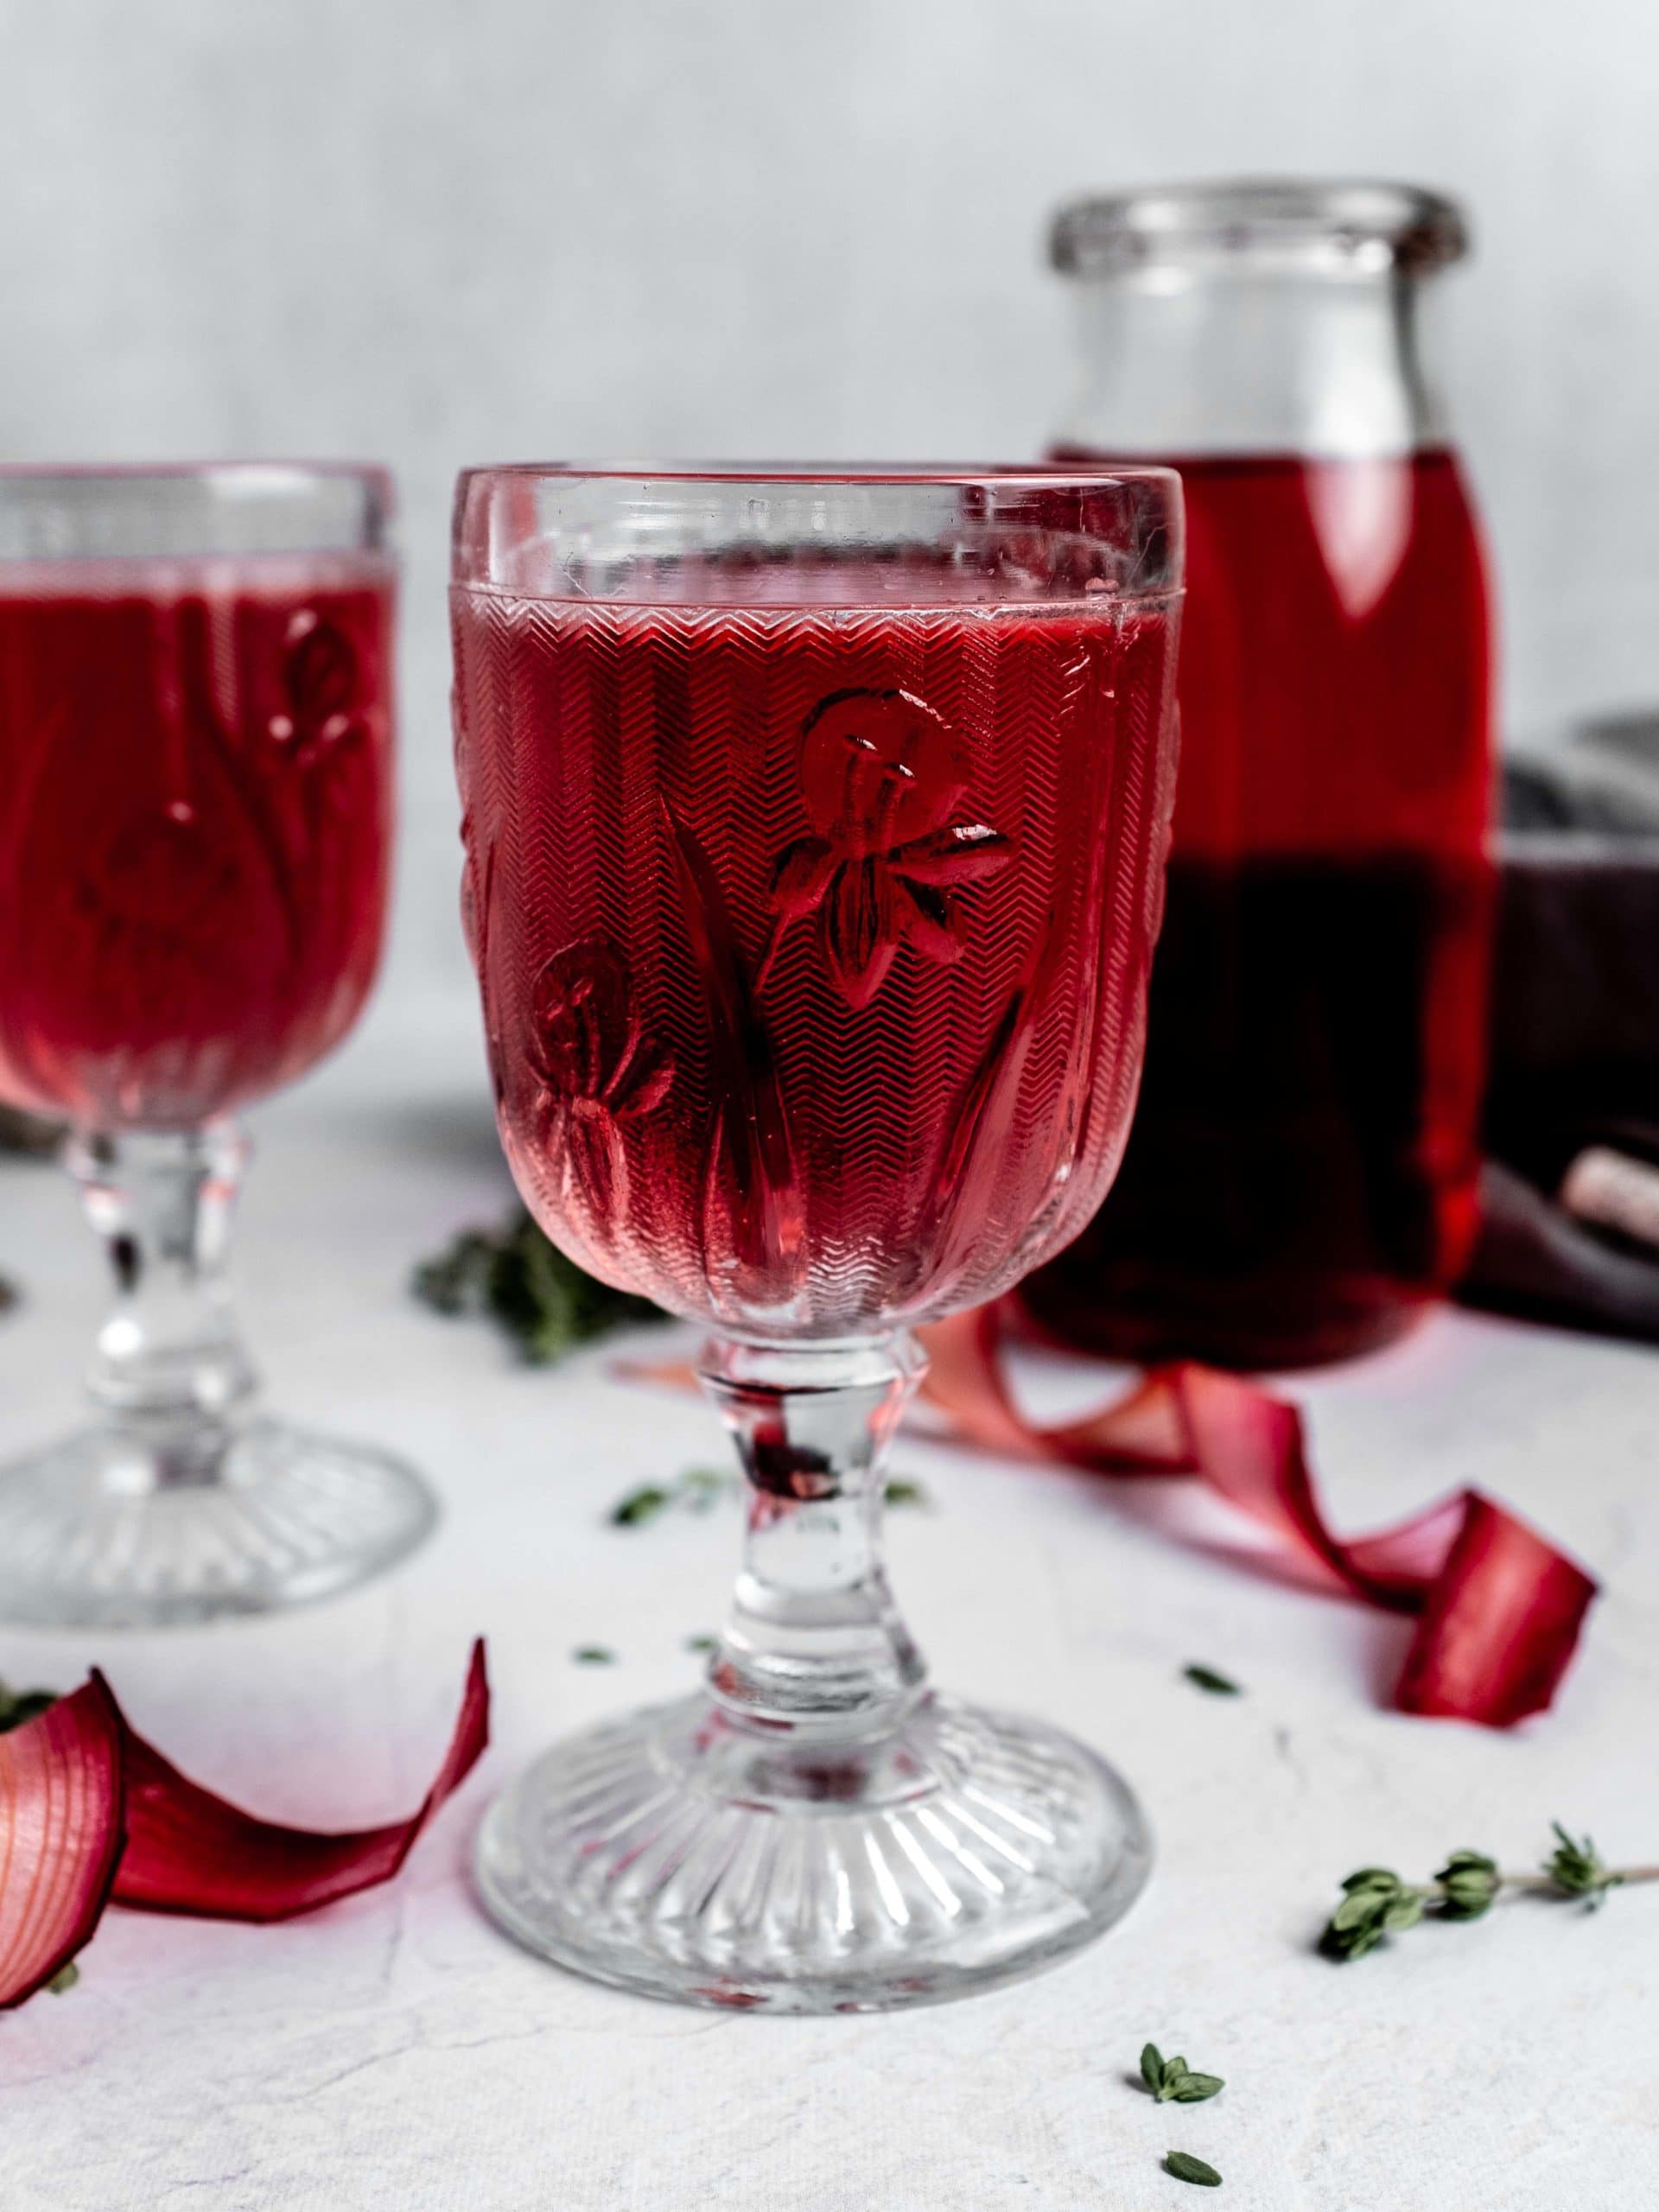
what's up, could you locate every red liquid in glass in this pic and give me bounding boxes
[0,558,394,1128]
[452,580,1178,1338]
[1022,450,1493,1366]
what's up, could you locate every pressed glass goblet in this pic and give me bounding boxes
[0,465,436,1625]
[452,465,1183,2011]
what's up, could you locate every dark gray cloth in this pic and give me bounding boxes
[1462,743,1659,1338]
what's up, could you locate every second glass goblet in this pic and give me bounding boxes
[452,465,1183,2011]
[0,465,437,1626]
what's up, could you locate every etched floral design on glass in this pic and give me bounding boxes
[268,608,369,771]
[760,687,1014,1006]
[529,938,674,1217]
[0,464,435,1630]
[86,798,245,976]
[453,467,1184,2017]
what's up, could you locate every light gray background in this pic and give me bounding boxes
[3,0,1656,1025]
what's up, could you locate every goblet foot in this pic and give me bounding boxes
[0,1415,437,1628]
[475,1691,1152,2013]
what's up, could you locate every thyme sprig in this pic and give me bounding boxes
[1321,1824,1658,1959]
[414,1208,664,1365]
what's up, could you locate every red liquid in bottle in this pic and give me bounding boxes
[451,578,1178,1338]
[0,558,394,1128]
[1022,450,1493,1366]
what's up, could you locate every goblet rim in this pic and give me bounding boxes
[455,457,1181,493]
[452,461,1184,607]
[0,463,397,564]
[0,459,393,492]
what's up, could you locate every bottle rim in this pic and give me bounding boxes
[1050,176,1468,278]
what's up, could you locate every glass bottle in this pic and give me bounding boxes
[1022,178,1495,1368]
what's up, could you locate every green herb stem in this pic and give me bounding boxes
[1498,1865,1659,1892]
[1322,1825,1657,1958]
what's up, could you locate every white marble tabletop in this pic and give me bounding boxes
[2,996,1656,2212]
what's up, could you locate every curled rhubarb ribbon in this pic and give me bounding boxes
[1,1642,487,2008]
[919,1308,1596,1728]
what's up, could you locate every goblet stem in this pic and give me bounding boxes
[68,1123,257,1484]
[0,1119,434,1623]
[699,1334,928,1738]
[476,1326,1154,2006]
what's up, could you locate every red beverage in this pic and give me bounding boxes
[452,579,1178,1337]
[0,557,394,1128]
[1022,450,1493,1365]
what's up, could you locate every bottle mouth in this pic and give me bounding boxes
[1049,176,1468,278]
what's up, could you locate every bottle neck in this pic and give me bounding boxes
[1054,266,1446,462]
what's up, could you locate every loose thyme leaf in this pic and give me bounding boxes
[1141,2044,1224,2103]
[883,1477,933,1510]
[1183,1664,1242,1696]
[45,1961,79,1995]
[1165,2152,1222,2186]
[1169,2073,1224,2103]
[685,1634,719,1656]
[610,1484,671,1528]
[572,1646,616,1666]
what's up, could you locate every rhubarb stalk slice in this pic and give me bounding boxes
[0,1643,488,2005]
[111,1640,490,1920]
[0,1679,124,2010]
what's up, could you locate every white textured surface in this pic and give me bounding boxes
[1,1020,1656,2209]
